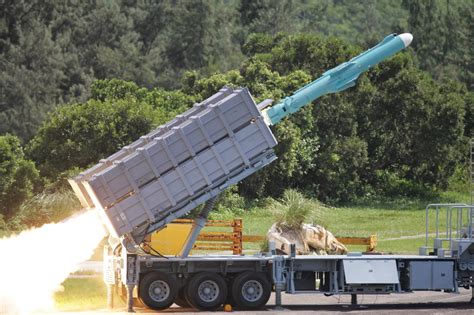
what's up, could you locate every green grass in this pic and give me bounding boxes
[211,190,471,254]
[377,237,427,254]
[54,277,108,311]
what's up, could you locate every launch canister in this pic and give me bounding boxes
[262,33,413,125]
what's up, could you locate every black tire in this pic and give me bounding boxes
[231,272,271,310]
[174,287,191,308]
[225,287,234,306]
[138,272,177,310]
[186,272,227,311]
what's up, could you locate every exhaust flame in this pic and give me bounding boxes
[0,209,106,314]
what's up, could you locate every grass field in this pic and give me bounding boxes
[54,277,108,311]
[209,190,471,254]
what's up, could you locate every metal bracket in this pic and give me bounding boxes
[178,196,218,258]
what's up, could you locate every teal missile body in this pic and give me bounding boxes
[263,33,413,125]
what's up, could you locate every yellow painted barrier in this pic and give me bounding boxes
[148,219,377,255]
[148,219,243,255]
[149,223,193,255]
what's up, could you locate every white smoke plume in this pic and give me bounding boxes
[0,210,106,314]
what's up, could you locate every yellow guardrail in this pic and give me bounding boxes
[148,218,377,255]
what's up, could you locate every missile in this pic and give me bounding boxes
[262,33,413,125]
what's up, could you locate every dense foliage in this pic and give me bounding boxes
[0,0,472,230]
[0,134,41,223]
[27,80,194,179]
[1,0,471,140]
[184,34,469,202]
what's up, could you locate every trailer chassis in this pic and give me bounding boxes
[103,204,474,311]
[105,248,474,311]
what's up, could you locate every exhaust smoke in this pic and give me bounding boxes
[0,209,106,314]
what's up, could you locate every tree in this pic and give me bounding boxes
[353,54,466,194]
[26,97,164,179]
[403,0,473,88]
[0,134,41,219]
[2,0,471,143]
[90,79,148,101]
[240,0,297,35]
[224,33,467,201]
[27,79,195,180]
[0,1,471,205]
[0,19,66,140]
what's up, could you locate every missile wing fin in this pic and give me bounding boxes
[333,81,356,93]
[333,74,360,92]
[323,62,357,77]
[263,33,412,125]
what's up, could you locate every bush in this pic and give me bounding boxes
[28,79,197,180]
[214,186,246,215]
[0,134,42,220]
[447,165,470,194]
[372,169,431,198]
[0,214,7,232]
[270,189,324,229]
[91,79,148,101]
[16,190,82,228]
[27,97,163,179]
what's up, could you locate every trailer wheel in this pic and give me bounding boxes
[174,287,191,308]
[186,272,227,311]
[231,272,271,310]
[138,272,177,310]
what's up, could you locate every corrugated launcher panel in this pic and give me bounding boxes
[106,119,277,237]
[68,87,233,208]
[69,87,278,239]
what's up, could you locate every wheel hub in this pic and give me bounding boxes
[241,280,263,302]
[148,280,170,302]
[198,280,220,302]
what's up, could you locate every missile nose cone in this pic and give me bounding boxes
[398,33,413,47]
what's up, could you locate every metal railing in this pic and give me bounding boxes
[154,219,379,254]
[471,139,474,205]
[424,203,472,255]
[175,218,244,254]
[450,205,474,239]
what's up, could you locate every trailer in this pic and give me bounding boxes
[103,203,474,311]
[69,33,474,311]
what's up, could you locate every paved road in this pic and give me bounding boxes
[48,289,473,314]
[72,261,474,314]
